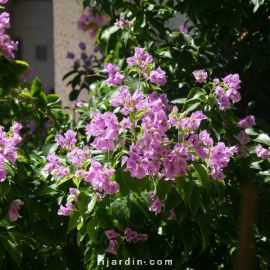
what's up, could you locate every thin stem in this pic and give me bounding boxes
[85,73,108,79]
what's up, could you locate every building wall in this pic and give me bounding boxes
[10,0,54,91]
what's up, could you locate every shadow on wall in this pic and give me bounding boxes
[6,0,54,93]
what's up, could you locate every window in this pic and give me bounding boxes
[35,45,47,61]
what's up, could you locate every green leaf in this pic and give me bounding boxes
[87,218,99,243]
[0,238,22,266]
[250,162,262,170]
[156,177,173,201]
[68,211,82,232]
[182,99,201,113]
[115,40,122,60]
[188,185,201,217]
[0,179,11,197]
[175,173,193,205]
[186,87,206,101]
[123,244,132,270]
[251,0,264,12]
[128,67,140,74]
[10,60,29,77]
[3,162,14,177]
[101,26,119,41]
[198,221,211,252]
[171,98,186,104]
[83,0,91,9]
[31,77,43,97]
[111,198,130,224]
[57,174,74,187]
[113,220,126,232]
[174,204,188,225]
[3,73,19,88]
[42,142,58,157]
[88,248,98,269]
[31,110,40,125]
[35,187,58,197]
[77,193,97,221]
[181,88,206,112]
[135,241,150,260]
[245,127,259,136]
[128,192,151,221]
[84,22,96,32]
[47,94,60,105]
[121,167,149,193]
[180,230,192,259]
[0,241,5,268]
[114,168,130,197]
[118,29,130,47]
[20,92,32,99]
[76,114,88,129]
[254,133,270,146]
[159,50,173,58]
[193,164,209,189]
[165,188,182,211]
[0,79,11,97]
[212,179,225,202]
[0,61,12,76]
[134,109,149,121]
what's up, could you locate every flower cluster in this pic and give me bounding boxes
[215,75,241,110]
[110,86,144,114]
[55,130,77,150]
[179,25,188,35]
[89,55,242,183]
[104,63,124,87]
[105,230,118,255]
[0,122,22,182]
[69,188,80,202]
[235,115,256,158]
[125,227,147,243]
[50,128,119,215]
[86,111,121,152]
[57,189,80,216]
[255,144,270,160]
[149,196,163,213]
[77,7,104,38]
[58,202,75,216]
[7,201,24,222]
[192,70,208,83]
[209,143,238,181]
[76,100,86,108]
[148,192,176,219]
[0,11,18,61]
[104,228,147,255]
[44,153,70,179]
[114,17,133,29]
[66,43,104,71]
[84,161,119,196]
[237,115,256,128]
[126,47,167,85]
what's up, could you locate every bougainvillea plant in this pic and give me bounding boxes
[1,0,270,269]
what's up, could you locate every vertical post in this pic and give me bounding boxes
[237,184,257,270]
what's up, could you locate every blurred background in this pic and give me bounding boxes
[5,0,54,92]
